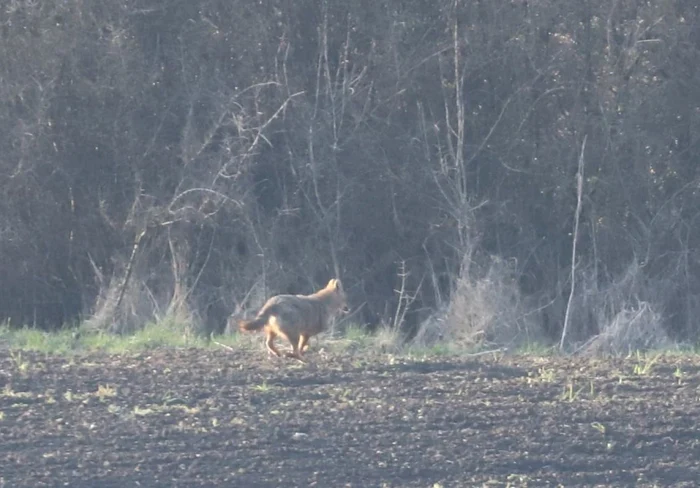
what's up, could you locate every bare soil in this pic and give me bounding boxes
[1,347,700,487]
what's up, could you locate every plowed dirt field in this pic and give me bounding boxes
[1,348,699,487]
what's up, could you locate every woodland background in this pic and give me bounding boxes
[1,0,699,352]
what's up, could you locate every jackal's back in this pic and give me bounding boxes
[256,279,348,336]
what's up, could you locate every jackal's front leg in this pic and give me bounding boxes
[283,333,306,363]
[298,334,310,354]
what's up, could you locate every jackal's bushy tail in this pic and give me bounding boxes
[239,316,267,332]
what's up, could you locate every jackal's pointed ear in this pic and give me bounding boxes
[327,278,342,290]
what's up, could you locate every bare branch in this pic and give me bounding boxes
[560,135,587,350]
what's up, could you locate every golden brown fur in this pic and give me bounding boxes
[238,279,349,361]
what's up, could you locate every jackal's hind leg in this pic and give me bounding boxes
[265,332,282,357]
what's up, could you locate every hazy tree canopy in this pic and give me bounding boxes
[1,0,699,348]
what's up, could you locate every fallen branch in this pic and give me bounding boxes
[462,347,508,357]
[212,340,235,352]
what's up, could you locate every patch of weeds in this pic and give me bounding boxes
[561,380,585,402]
[81,332,130,354]
[350,358,369,368]
[2,385,33,398]
[95,384,117,401]
[161,391,188,406]
[513,342,558,356]
[326,323,404,356]
[171,404,200,415]
[590,422,606,435]
[44,393,57,404]
[133,405,155,416]
[371,325,403,352]
[505,474,530,485]
[386,354,402,366]
[63,390,90,403]
[175,419,209,434]
[632,351,661,376]
[125,319,204,350]
[673,366,684,385]
[406,342,458,359]
[323,324,373,354]
[133,403,200,417]
[527,366,556,385]
[208,332,252,351]
[77,390,102,403]
[3,326,80,354]
[9,350,29,375]
[250,380,273,392]
[0,320,208,355]
[343,324,372,344]
[424,343,455,356]
[335,387,353,402]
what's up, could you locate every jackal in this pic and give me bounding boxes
[238,279,349,361]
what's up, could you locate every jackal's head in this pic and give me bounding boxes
[326,278,350,315]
